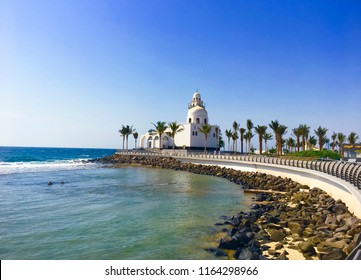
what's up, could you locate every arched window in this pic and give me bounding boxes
[196,118,200,124]
[196,132,198,136]
[147,136,153,148]
[188,118,192,123]
[213,133,216,137]
[192,131,195,136]
[163,136,168,141]
[204,119,207,124]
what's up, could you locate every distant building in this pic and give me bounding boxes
[140,90,219,151]
[342,144,361,162]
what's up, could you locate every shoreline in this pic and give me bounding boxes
[92,154,361,260]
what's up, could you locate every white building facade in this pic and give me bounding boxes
[140,91,219,151]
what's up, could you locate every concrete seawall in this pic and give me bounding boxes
[175,156,361,218]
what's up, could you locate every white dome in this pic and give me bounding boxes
[187,106,208,124]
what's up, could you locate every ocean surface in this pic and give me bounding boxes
[0,146,252,260]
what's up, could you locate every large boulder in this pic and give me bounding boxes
[298,241,316,255]
[321,249,347,260]
[218,236,239,250]
[268,229,286,242]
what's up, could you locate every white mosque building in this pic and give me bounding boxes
[140,91,219,151]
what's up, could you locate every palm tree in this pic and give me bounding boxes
[232,131,239,155]
[286,137,295,153]
[239,128,246,154]
[125,125,134,152]
[244,131,254,155]
[215,126,220,153]
[254,125,267,155]
[269,120,287,156]
[299,124,310,151]
[263,133,273,153]
[133,131,138,149]
[292,127,302,152]
[218,136,225,151]
[119,125,128,150]
[307,136,317,150]
[198,123,212,154]
[152,121,168,150]
[232,121,240,153]
[225,129,233,152]
[166,121,184,151]
[337,132,346,157]
[278,125,288,156]
[269,120,280,155]
[330,131,337,151]
[246,119,254,154]
[348,132,359,145]
[314,126,328,150]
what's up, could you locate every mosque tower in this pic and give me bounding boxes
[187,90,209,125]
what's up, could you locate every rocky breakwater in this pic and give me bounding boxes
[92,154,361,260]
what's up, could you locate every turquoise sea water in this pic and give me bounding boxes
[0,147,251,259]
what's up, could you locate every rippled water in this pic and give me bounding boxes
[0,147,252,259]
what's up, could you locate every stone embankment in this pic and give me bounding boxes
[92,154,361,260]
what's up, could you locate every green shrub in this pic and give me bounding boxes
[283,150,340,160]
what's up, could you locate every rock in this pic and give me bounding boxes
[233,231,253,244]
[321,249,347,260]
[267,216,280,224]
[324,215,337,226]
[214,249,228,257]
[288,221,301,231]
[268,249,277,255]
[48,181,53,185]
[335,224,350,233]
[309,236,322,246]
[268,229,286,242]
[317,242,335,254]
[278,250,289,260]
[267,223,283,230]
[298,241,316,255]
[302,227,314,238]
[291,234,304,242]
[235,247,256,260]
[345,240,356,255]
[218,236,239,250]
[275,243,284,250]
[336,213,352,223]
[326,240,347,249]
[228,216,241,227]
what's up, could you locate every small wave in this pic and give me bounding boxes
[0,160,99,175]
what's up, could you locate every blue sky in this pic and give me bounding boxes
[1,0,360,149]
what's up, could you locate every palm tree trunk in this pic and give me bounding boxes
[126,135,129,152]
[259,135,263,155]
[204,136,208,155]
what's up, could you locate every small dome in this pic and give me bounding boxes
[193,91,201,99]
